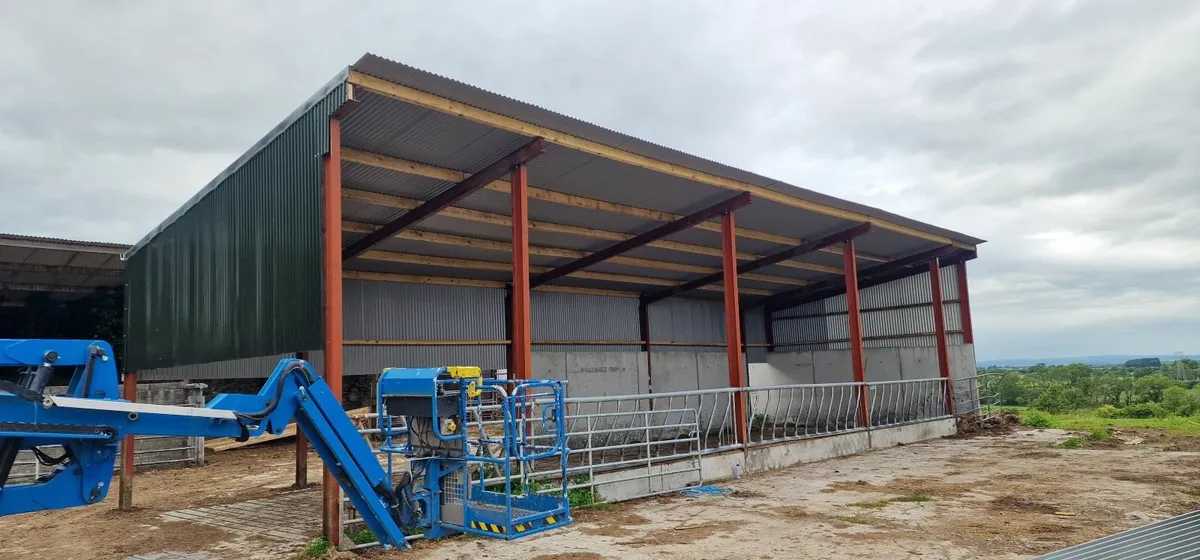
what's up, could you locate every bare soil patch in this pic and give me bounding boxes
[615,520,741,547]
[9,429,1200,560]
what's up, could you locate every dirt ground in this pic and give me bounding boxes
[0,443,325,560]
[4,428,1200,560]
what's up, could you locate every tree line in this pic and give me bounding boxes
[989,359,1200,418]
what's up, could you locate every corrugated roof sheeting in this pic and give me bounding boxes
[0,235,126,294]
[531,291,639,342]
[343,197,408,226]
[343,161,453,200]
[125,82,347,370]
[351,54,983,247]
[342,90,532,175]
[648,299,725,343]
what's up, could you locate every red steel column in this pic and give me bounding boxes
[321,118,344,546]
[295,351,309,489]
[955,262,974,344]
[511,164,532,380]
[930,258,955,415]
[118,371,136,511]
[844,241,870,429]
[721,212,749,445]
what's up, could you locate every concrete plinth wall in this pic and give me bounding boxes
[595,418,958,503]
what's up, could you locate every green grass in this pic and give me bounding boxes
[1051,437,1088,449]
[850,494,932,508]
[300,537,330,558]
[849,499,891,509]
[1008,407,1200,435]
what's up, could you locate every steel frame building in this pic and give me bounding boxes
[122,53,984,544]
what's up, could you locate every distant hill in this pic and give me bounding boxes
[979,354,1200,368]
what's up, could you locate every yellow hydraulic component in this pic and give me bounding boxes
[446,366,482,379]
[447,367,483,398]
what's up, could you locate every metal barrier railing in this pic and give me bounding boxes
[746,382,864,445]
[867,378,950,428]
[340,376,960,548]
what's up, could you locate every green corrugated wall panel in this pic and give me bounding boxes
[125,82,349,370]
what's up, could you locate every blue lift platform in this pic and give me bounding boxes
[0,339,571,551]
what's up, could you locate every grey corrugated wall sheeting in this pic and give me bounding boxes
[743,307,767,363]
[350,54,984,247]
[648,299,725,343]
[343,279,505,340]
[530,291,639,342]
[769,264,965,349]
[125,81,350,370]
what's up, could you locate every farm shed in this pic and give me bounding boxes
[121,53,985,544]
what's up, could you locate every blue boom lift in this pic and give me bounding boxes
[0,339,571,550]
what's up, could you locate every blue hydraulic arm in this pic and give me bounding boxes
[0,339,414,550]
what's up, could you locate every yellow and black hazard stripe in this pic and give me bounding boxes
[513,516,559,534]
[469,521,507,535]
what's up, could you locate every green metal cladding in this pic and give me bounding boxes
[125,81,349,370]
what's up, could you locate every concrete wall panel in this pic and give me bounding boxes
[650,352,700,393]
[564,352,642,398]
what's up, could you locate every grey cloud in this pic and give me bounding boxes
[2,1,1198,360]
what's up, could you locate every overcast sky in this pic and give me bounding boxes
[2,1,1197,361]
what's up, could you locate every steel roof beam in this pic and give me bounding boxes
[640,222,870,304]
[755,244,959,311]
[530,192,753,288]
[341,137,545,260]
